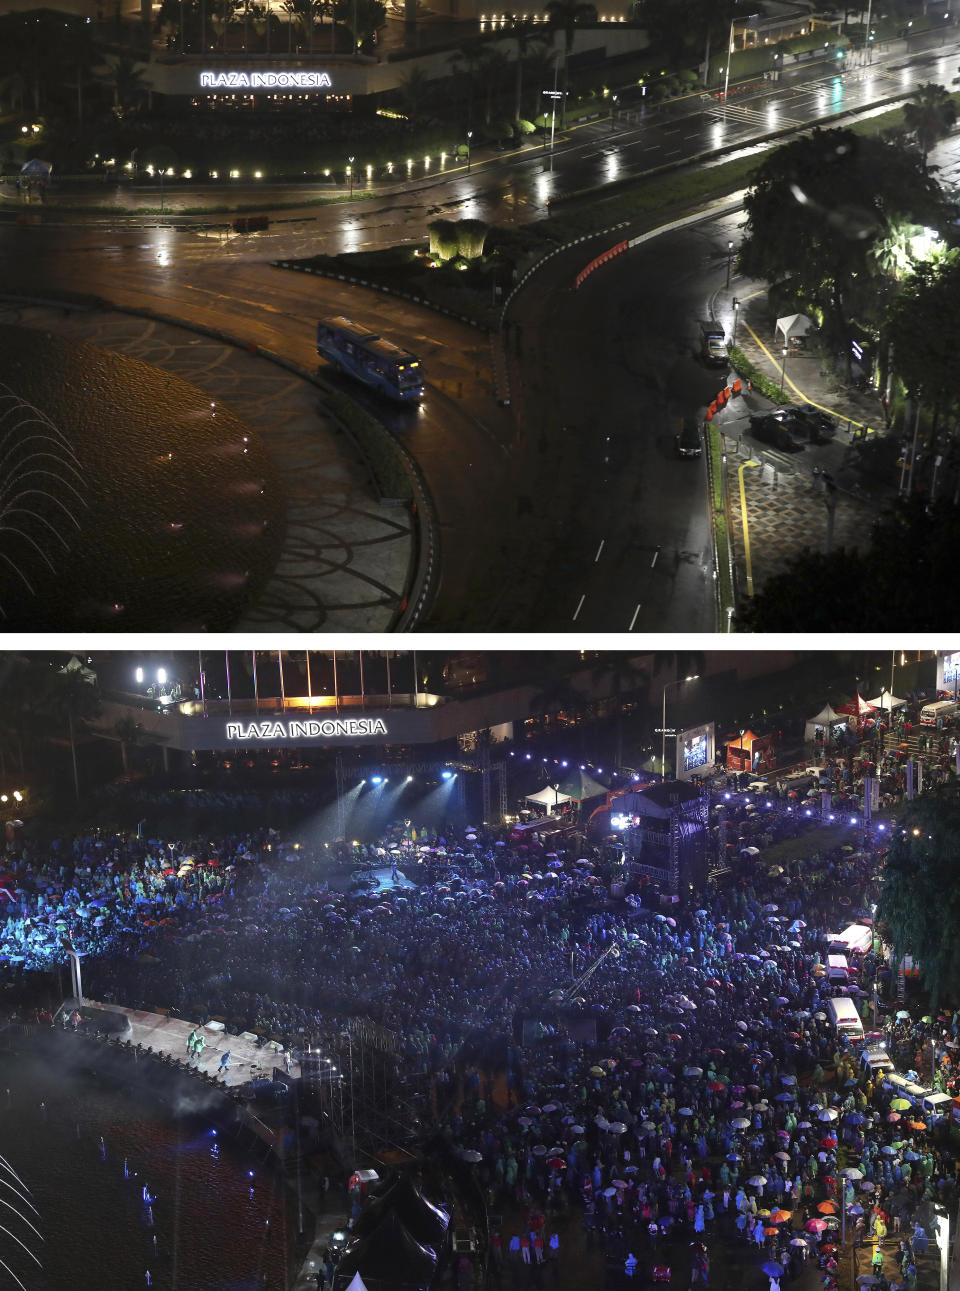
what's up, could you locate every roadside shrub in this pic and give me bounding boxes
[457,218,489,259]
[428,218,459,260]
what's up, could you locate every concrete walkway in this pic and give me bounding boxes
[0,301,413,631]
[710,281,897,603]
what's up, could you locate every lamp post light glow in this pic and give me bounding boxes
[347,156,354,195]
[466,130,473,173]
[732,297,740,346]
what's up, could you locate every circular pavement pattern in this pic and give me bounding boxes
[0,303,414,632]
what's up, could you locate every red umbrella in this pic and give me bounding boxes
[805,1218,828,1233]
[819,1137,838,1149]
[709,1081,725,1092]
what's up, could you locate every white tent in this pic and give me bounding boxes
[804,703,845,743]
[775,313,814,343]
[525,786,574,809]
[344,1275,370,1291]
[867,689,907,716]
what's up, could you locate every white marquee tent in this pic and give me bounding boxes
[804,703,845,743]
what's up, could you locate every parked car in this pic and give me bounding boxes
[748,411,806,452]
[675,418,703,458]
[783,403,837,442]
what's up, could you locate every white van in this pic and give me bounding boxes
[920,699,958,726]
[920,1091,953,1123]
[826,996,864,1041]
[827,954,850,983]
[860,1044,895,1076]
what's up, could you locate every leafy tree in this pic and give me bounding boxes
[282,0,322,51]
[876,793,960,1009]
[739,128,949,374]
[886,251,960,423]
[545,0,597,124]
[902,82,958,165]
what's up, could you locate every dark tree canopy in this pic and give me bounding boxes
[739,128,949,355]
[886,251,960,408]
[877,792,960,1009]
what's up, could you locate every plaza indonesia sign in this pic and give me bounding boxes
[225,717,388,742]
[199,70,333,91]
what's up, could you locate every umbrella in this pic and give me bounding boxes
[748,1176,767,1188]
[678,1107,694,1117]
[790,1237,808,1247]
[770,1210,792,1224]
[896,1009,911,1020]
[730,1118,750,1129]
[532,1145,548,1156]
[683,1066,703,1077]
[603,1187,617,1197]
[890,1098,911,1111]
[460,1149,483,1163]
[817,1201,838,1214]
[607,1122,627,1134]
[762,1263,785,1277]
[818,1109,839,1122]
[886,1112,901,1123]
[805,1219,828,1232]
[841,1168,864,1180]
[612,1179,629,1189]
[774,1152,791,1162]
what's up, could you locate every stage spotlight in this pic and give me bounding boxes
[441,770,453,781]
[371,775,383,785]
[405,775,413,783]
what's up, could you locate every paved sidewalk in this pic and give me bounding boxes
[709,281,898,603]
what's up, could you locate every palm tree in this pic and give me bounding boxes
[902,82,958,165]
[397,64,430,121]
[478,46,509,126]
[590,655,649,771]
[43,657,100,803]
[101,53,149,115]
[114,715,145,775]
[545,0,597,125]
[448,38,483,130]
[506,18,546,125]
[282,0,321,51]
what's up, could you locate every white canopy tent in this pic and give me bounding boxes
[344,1275,370,1291]
[525,786,575,809]
[776,312,814,343]
[867,689,907,716]
[804,703,845,742]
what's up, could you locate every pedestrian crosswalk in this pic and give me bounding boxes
[706,102,805,128]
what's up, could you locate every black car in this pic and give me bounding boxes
[675,418,702,458]
[783,403,837,443]
[748,411,806,452]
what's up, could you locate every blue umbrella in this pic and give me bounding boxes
[845,1112,866,1124]
[775,1092,796,1102]
[881,1146,897,1156]
[762,1262,785,1277]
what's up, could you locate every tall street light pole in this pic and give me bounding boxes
[661,675,699,781]
[778,345,789,400]
[466,130,473,172]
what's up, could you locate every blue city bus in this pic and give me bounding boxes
[316,315,424,402]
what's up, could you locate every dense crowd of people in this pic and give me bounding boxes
[2,745,960,1289]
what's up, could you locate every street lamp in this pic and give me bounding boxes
[661,675,699,781]
[466,130,473,173]
[778,345,788,400]
[347,156,354,196]
[726,239,734,288]
[732,297,740,346]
